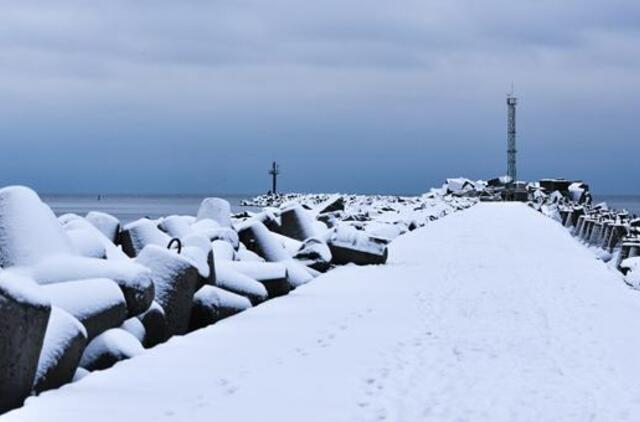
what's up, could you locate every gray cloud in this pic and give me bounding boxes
[0,0,637,194]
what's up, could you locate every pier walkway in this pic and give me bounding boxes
[6,203,640,421]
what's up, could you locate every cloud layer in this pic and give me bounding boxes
[0,0,638,193]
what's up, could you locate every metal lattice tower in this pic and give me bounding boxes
[506,92,518,182]
[268,161,280,194]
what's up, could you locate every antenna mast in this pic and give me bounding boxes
[506,88,518,182]
[268,161,280,195]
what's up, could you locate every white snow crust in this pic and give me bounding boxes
[8,203,640,421]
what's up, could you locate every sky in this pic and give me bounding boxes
[0,0,638,195]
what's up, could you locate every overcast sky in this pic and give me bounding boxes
[0,0,638,194]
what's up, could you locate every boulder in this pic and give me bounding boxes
[120,318,146,344]
[224,261,290,298]
[0,186,74,267]
[277,205,318,241]
[42,278,127,340]
[215,262,269,305]
[158,215,195,239]
[27,256,155,318]
[237,221,290,262]
[85,211,121,244]
[34,307,87,393]
[119,218,171,258]
[189,285,252,331]
[0,273,50,413]
[197,198,232,227]
[294,238,332,272]
[328,225,388,266]
[211,240,235,261]
[136,245,200,337]
[79,328,144,371]
[137,301,168,348]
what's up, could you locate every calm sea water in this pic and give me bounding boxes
[593,195,640,216]
[42,193,640,223]
[42,194,259,223]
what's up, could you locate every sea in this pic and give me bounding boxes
[592,195,640,216]
[41,194,260,224]
[41,193,640,223]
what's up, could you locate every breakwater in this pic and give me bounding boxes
[0,182,474,414]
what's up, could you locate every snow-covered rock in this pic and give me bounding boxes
[0,186,74,267]
[42,278,127,340]
[224,261,290,298]
[120,218,171,257]
[85,211,120,244]
[136,245,200,337]
[137,301,168,348]
[0,272,50,413]
[34,307,87,393]
[79,328,144,371]
[197,198,232,228]
[190,285,252,330]
[21,255,155,317]
[215,262,269,305]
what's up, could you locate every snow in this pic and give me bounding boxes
[0,186,74,267]
[196,198,232,227]
[120,318,146,343]
[270,231,303,255]
[180,246,210,279]
[122,218,172,255]
[61,218,129,261]
[0,272,49,308]
[211,240,235,261]
[8,203,640,420]
[158,215,194,239]
[64,228,106,259]
[223,261,287,281]
[14,255,151,289]
[215,262,269,304]
[35,307,87,388]
[193,285,252,315]
[42,278,126,325]
[330,224,387,255]
[78,328,144,370]
[85,212,120,243]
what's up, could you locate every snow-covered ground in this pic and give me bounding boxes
[5,203,640,422]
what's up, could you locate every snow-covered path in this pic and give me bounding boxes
[6,203,640,421]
